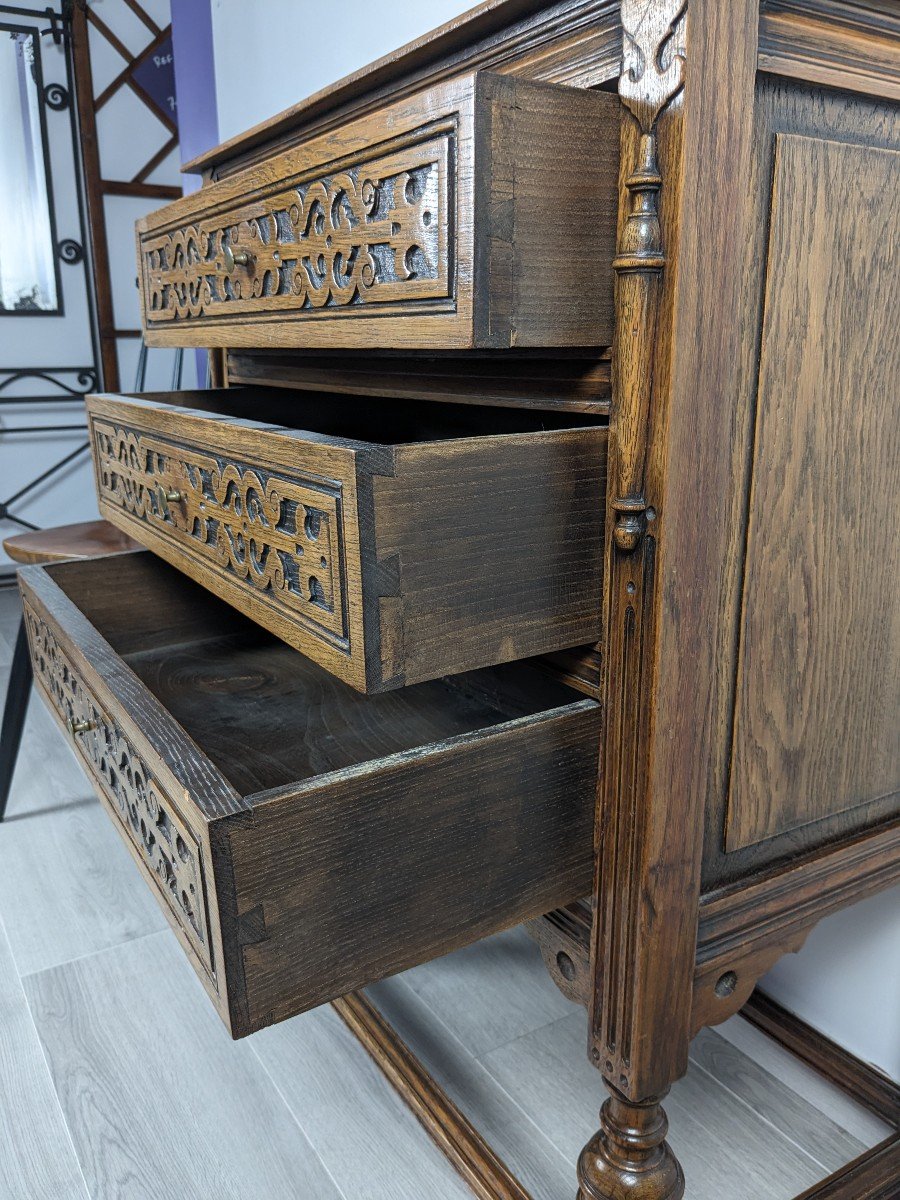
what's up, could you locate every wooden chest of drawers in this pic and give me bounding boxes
[86,388,606,691]
[18,2,900,1198]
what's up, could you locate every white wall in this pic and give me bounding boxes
[211,0,474,142]
[0,0,191,573]
[761,886,900,1081]
[207,0,898,1087]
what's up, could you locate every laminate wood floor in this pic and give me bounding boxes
[0,583,891,1200]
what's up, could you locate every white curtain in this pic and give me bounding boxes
[0,31,57,311]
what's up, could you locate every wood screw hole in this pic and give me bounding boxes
[715,970,738,999]
[556,951,577,981]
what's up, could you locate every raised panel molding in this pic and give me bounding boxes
[726,133,900,851]
[759,1,900,102]
[693,820,900,1032]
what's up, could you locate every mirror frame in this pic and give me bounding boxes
[0,14,64,317]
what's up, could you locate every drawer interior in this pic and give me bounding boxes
[46,553,584,797]
[126,385,606,444]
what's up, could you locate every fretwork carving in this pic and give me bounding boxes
[140,132,451,325]
[23,604,215,978]
[91,418,349,651]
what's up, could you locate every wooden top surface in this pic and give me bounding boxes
[181,0,900,179]
[3,520,142,565]
[181,0,551,175]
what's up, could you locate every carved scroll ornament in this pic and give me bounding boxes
[141,134,449,325]
[92,419,348,650]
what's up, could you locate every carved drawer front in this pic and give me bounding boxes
[136,71,619,350]
[20,588,217,990]
[18,552,601,1038]
[87,388,607,693]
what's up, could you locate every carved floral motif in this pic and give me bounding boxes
[24,604,214,976]
[141,134,450,324]
[92,419,348,649]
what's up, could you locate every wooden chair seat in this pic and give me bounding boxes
[3,519,141,566]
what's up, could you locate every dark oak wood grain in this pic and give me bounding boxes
[332,992,534,1200]
[19,551,600,1039]
[726,132,900,851]
[138,71,620,352]
[759,0,900,102]
[702,74,900,888]
[25,4,900,1197]
[226,350,612,415]
[182,1,623,179]
[580,2,761,1193]
[693,821,900,1034]
[741,990,900,1127]
[86,388,607,693]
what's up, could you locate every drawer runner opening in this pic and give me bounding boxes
[118,384,607,443]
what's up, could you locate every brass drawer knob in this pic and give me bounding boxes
[222,244,250,273]
[155,483,183,513]
[67,717,96,736]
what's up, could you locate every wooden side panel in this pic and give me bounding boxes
[474,75,619,348]
[220,702,601,1035]
[726,134,900,850]
[371,429,607,689]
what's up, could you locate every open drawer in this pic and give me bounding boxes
[87,387,607,693]
[19,552,600,1037]
[136,71,620,350]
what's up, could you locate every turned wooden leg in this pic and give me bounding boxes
[576,1085,684,1200]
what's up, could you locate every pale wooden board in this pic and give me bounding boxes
[479,1007,828,1198]
[716,1014,893,1148]
[689,1027,866,1174]
[24,931,344,1200]
[368,973,577,1200]
[0,915,90,1200]
[0,696,168,975]
[250,1001,474,1200]
[398,925,577,1058]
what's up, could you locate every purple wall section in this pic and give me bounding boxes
[170,0,218,383]
[170,0,218,193]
